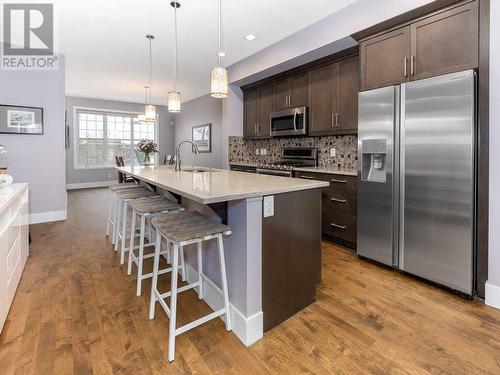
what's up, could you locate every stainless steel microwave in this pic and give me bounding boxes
[270,106,307,137]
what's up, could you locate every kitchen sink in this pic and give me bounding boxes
[182,168,216,173]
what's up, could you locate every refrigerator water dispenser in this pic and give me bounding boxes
[361,139,387,183]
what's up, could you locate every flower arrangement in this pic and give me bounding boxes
[136,139,158,165]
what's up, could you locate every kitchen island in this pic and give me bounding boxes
[116,165,328,345]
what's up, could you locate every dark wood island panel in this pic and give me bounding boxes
[262,188,322,332]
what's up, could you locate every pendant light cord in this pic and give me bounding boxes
[218,0,221,66]
[173,3,178,91]
[148,37,153,104]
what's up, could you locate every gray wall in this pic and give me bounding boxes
[173,94,223,168]
[0,57,67,219]
[66,96,175,184]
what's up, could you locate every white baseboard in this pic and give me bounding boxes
[30,209,67,224]
[485,281,500,309]
[185,263,263,346]
[66,180,118,190]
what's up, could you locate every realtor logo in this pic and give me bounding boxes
[1,3,58,70]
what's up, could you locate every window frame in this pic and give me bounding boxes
[72,106,159,170]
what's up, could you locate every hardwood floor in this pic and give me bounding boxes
[1,188,500,374]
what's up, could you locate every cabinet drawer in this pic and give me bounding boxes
[322,211,357,244]
[296,171,357,194]
[322,190,357,215]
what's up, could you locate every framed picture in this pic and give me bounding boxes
[192,123,211,153]
[0,105,43,134]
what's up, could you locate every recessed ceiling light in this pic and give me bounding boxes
[245,34,256,41]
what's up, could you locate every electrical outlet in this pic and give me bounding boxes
[263,195,274,218]
[330,148,336,158]
[261,148,267,155]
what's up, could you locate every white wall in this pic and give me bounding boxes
[173,94,223,168]
[65,96,175,185]
[486,0,500,308]
[0,59,67,223]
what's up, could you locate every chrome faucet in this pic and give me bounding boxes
[175,140,199,171]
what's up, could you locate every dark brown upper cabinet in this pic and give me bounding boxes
[337,56,360,132]
[309,56,359,136]
[274,72,308,111]
[244,84,273,139]
[360,27,411,91]
[359,1,478,91]
[410,1,478,81]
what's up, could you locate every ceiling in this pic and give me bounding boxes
[60,0,358,105]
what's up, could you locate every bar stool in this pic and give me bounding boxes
[127,196,184,296]
[114,187,158,257]
[149,211,232,362]
[106,182,139,243]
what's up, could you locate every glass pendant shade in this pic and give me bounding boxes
[210,66,228,98]
[144,104,156,121]
[168,91,181,113]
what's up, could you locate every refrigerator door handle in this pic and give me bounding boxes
[399,84,406,270]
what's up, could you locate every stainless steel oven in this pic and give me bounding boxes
[270,106,307,137]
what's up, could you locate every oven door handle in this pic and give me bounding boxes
[293,111,297,132]
[256,168,292,177]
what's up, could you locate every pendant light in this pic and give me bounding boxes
[144,34,156,121]
[168,1,181,113]
[138,86,155,123]
[210,0,228,98]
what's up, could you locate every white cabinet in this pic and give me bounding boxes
[0,184,29,333]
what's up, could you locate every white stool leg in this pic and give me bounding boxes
[106,191,113,237]
[149,229,161,320]
[114,199,122,252]
[197,241,203,300]
[120,201,128,264]
[127,209,137,275]
[179,246,186,282]
[136,215,146,296]
[217,234,231,331]
[166,241,172,264]
[112,194,119,245]
[168,243,180,362]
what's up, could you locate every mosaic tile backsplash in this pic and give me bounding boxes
[228,135,358,171]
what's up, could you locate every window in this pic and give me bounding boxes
[74,108,157,169]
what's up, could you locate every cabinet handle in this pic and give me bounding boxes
[330,198,347,203]
[335,113,340,127]
[255,123,258,135]
[330,223,347,230]
[299,175,315,180]
[288,95,291,107]
[331,113,334,128]
[331,178,347,184]
[404,57,408,77]
[411,55,415,75]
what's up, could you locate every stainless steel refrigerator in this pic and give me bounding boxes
[357,70,476,295]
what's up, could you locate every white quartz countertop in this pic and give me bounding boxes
[0,183,28,213]
[117,165,328,204]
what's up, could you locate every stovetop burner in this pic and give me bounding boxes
[257,147,318,171]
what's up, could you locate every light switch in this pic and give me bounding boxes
[330,148,336,158]
[263,195,274,218]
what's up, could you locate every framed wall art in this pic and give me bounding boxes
[0,105,44,135]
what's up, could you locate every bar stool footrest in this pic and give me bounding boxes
[175,308,227,336]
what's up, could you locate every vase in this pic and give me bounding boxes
[143,153,152,166]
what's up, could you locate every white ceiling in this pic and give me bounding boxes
[60,0,358,104]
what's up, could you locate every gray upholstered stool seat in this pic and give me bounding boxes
[116,187,157,201]
[151,211,231,243]
[149,210,232,362]
[108,182,138,191]
[129,196,182,215]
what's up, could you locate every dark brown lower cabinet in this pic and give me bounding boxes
[295,171,357,248]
